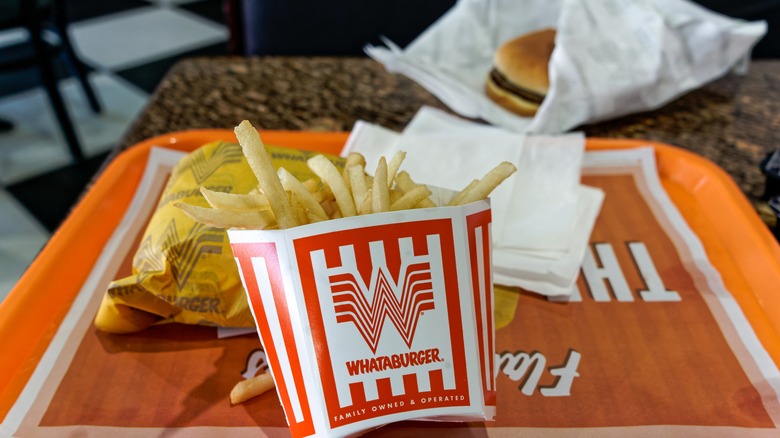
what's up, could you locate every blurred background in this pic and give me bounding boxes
[0,0,229,300]
[0,0,777,301]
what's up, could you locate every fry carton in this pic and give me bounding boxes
[228,200,496,437]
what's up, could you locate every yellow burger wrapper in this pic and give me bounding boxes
[95,141,343,333]
[494,285,520,330]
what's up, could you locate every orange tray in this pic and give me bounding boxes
[1,130,779,421]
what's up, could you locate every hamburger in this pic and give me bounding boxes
[485,28,556,117]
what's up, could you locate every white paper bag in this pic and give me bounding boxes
[366,0,766,134]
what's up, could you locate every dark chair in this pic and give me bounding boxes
[225,0,457,56]
[0,0,101,161]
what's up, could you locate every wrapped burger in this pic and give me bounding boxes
[94,140,341,333]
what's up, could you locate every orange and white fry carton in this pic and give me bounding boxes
[228,200,496,437]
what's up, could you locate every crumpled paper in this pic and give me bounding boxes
[343,107,604,296]
[365,0,766,133]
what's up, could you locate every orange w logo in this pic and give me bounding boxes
[329,262,435,354]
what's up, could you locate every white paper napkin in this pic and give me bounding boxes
[342,107,604,296]
[493,185,604,295]
[365,0,766,134]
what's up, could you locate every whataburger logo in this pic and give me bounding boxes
[309,235,447,380]
[294,219,473,425]
[329,260,435,354]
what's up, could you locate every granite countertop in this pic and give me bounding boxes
[119,56,780,221]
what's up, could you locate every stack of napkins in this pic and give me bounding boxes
[343,107,604,296]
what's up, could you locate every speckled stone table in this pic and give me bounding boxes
[119,56,780,219]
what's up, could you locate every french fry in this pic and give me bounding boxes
[302,178,319,193]
[234,120,298,229]
[358,188,373,215]
[345,152,366,168]
[200,187,270,211]
[347,165,369,213]
[386,151,406,188]
[395,171,436,208]
[278,167,328,222]
[372,157,390,213]
[342,152,366,191]
[389,188,404,204]
[391,186,433,211]
[230,372,276,405]
[176,202,276,229]
[290,192,309,226]
[321,199,338,218]
[319,181,335,202]
[364,174,374,193]
[451,162,517,206]
[301,178,326,203]
[447,179,479,206]
[308,155,357,217]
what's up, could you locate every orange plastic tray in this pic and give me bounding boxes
[1,130,779,421]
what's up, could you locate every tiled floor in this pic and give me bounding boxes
[0,0,229,301]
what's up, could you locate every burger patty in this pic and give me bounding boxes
[489,69,545,105]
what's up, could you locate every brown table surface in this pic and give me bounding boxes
[118,56,780,224]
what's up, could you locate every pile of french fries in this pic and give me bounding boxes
[176,120,516,404]
[177,120,516,231]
